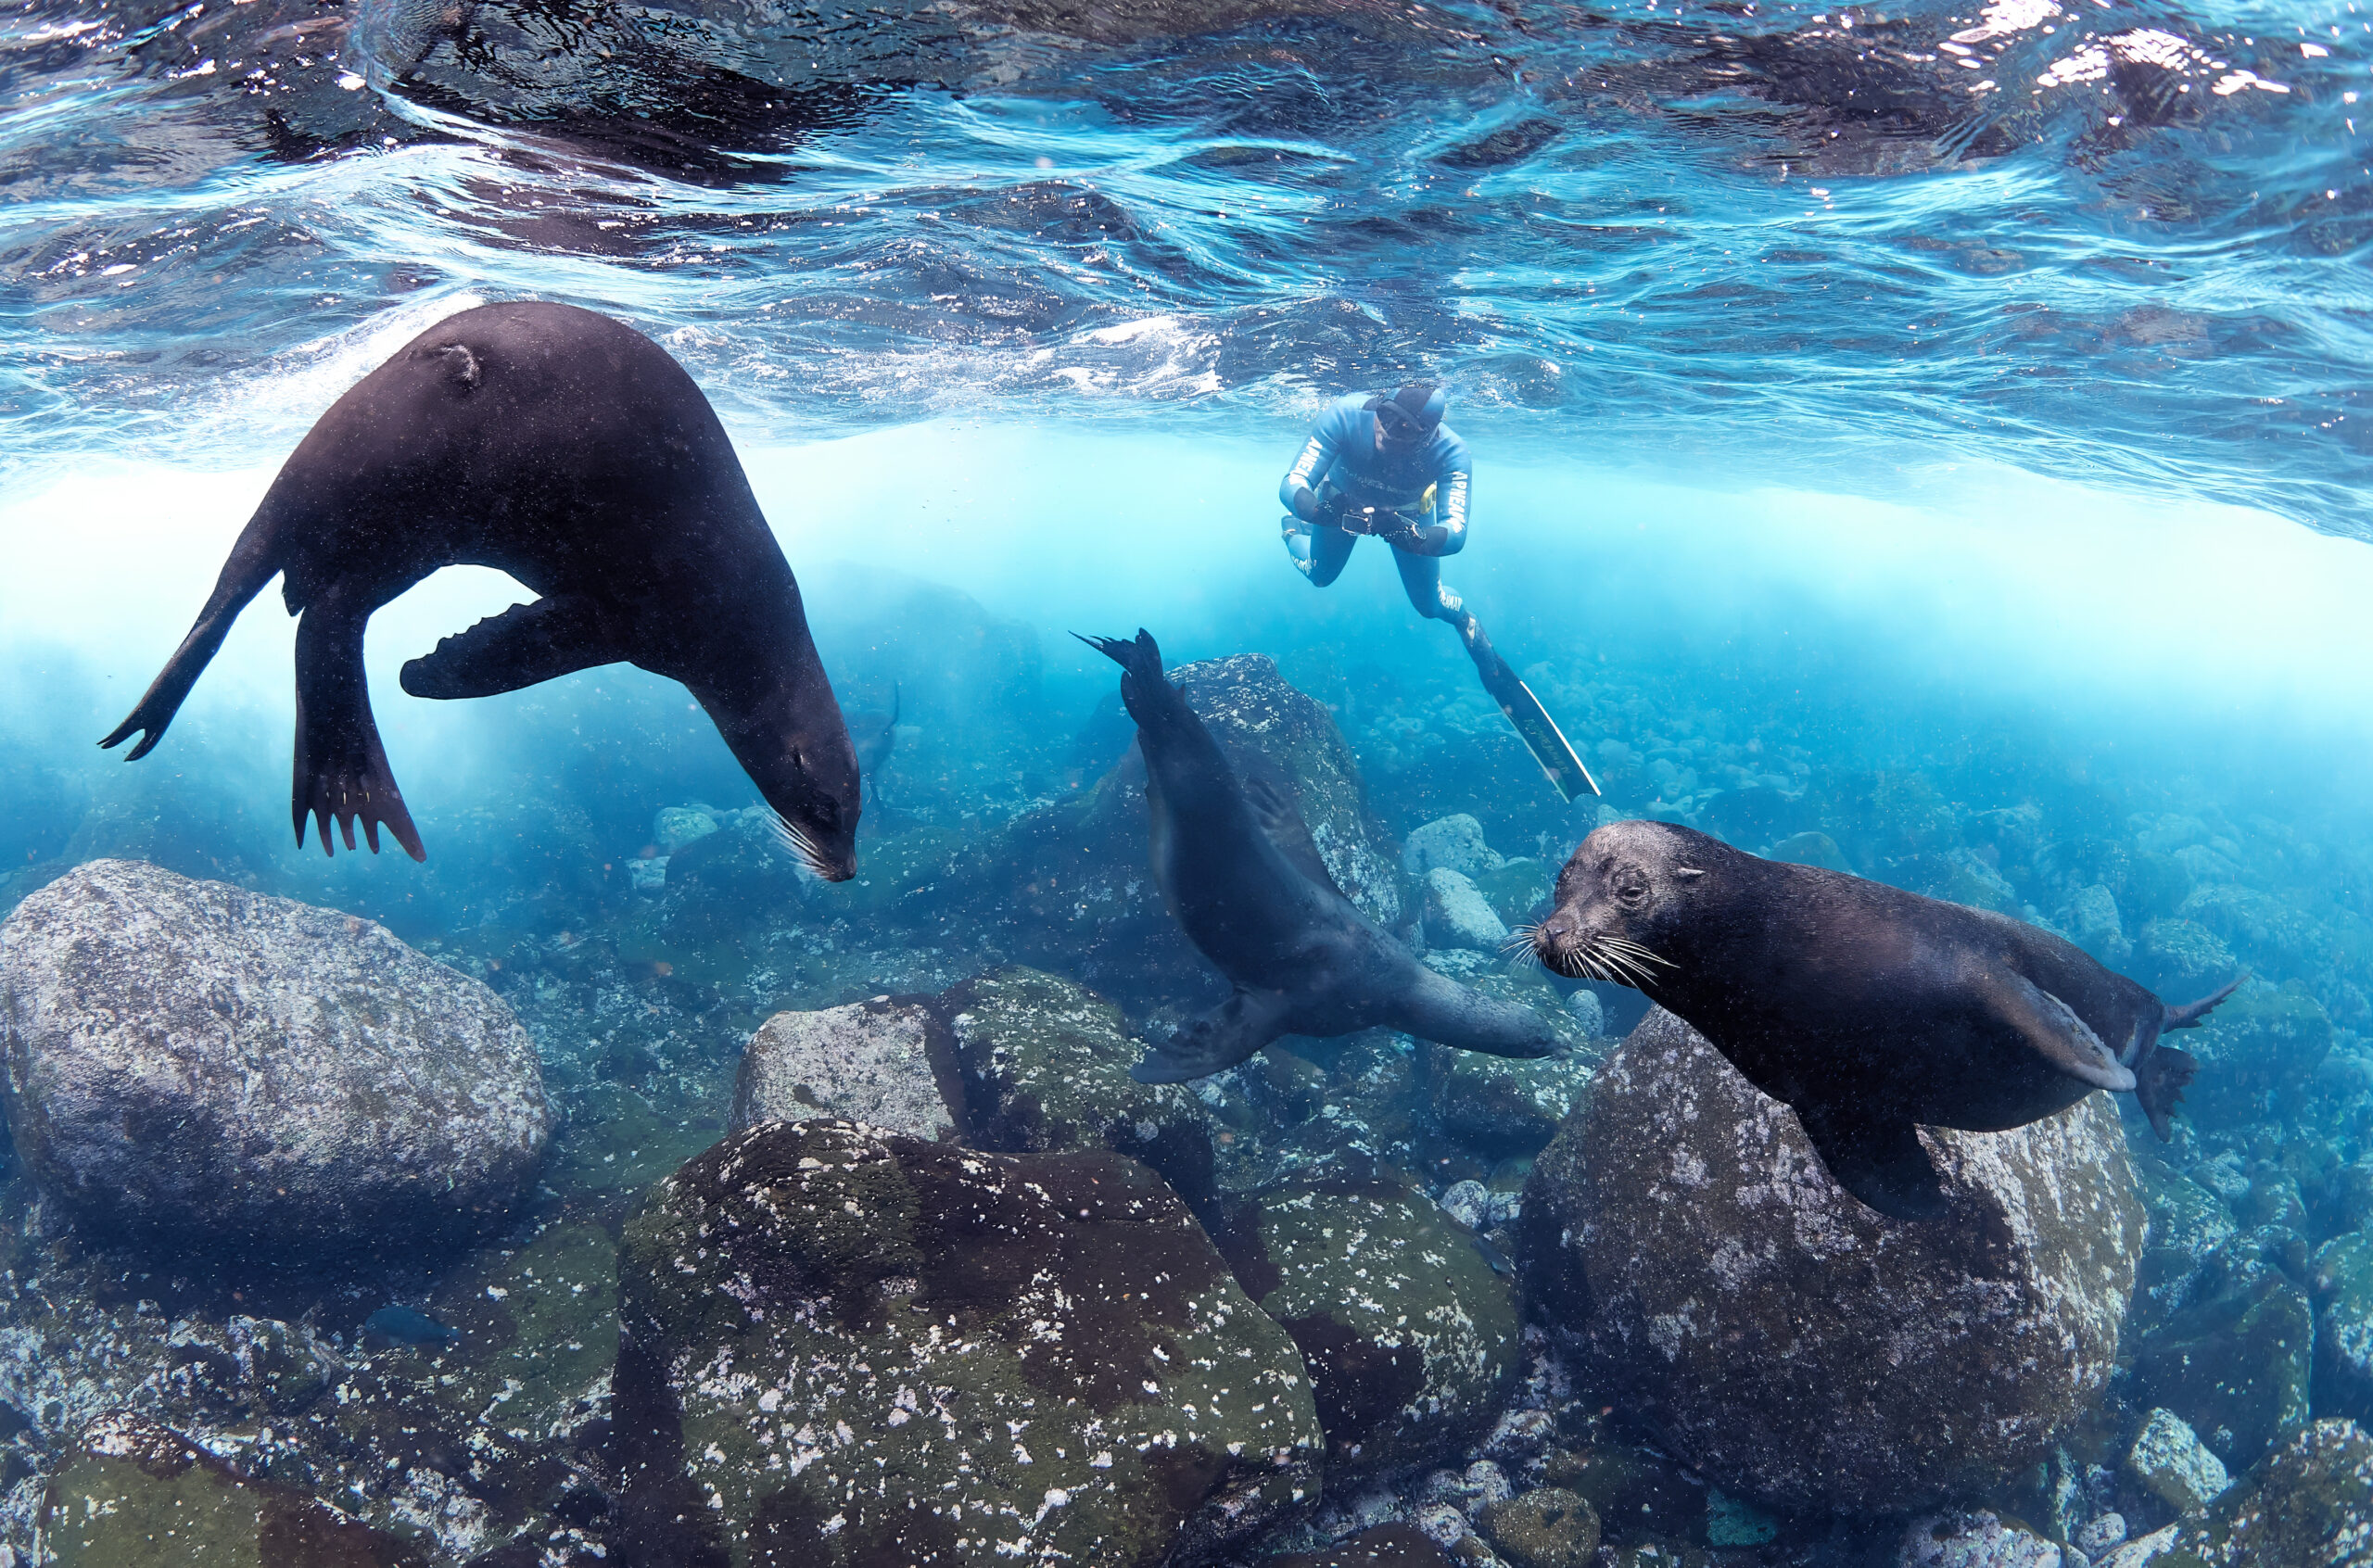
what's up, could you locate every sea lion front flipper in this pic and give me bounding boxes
[1989,974,2138,1092]
[1793,1100,1951,1221]
[1131,990,1294,1084]
[1237,760,1348,900]
[400,595,623,702]
[293,595,425,862]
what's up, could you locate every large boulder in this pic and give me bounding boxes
[1518,1007,2147,1515]
[609,1119,1324,1568]
[0,860,550,1258]
[1212,1173,1521,1480]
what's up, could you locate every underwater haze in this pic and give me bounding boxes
[3,0,2373,1564]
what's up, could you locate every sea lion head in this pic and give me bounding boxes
[705,687,861,883]
[1531,819,1716,990]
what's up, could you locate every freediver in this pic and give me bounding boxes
[1277,383,1598,801]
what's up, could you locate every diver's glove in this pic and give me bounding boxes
[1346,504,1409,537]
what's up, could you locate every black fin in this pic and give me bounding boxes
[1130,990,1292,1084]
[2164,975,2246,1030]
[1074,628,1173,726]
[2136,1044,2197,1140]
[293,600,425,862]
[400,595,622,702]
[1237,755,1347,899]
[1794,1101,1951,1222]
[1998,975,2137,1091]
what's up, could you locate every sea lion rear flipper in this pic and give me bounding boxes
[1131,990,1293,1084]
[2135,1044,2197,1140]
[400,595,623,702]
[2164,975,2246,1030]
[1989,974,2138,1092]
[293,598,425,862]
[1794,1101,1951,1222]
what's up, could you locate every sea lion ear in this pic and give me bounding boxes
[1676,866,1707,878]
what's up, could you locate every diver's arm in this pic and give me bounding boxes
[1279,411,1349,522]
[1393,467,1469,555]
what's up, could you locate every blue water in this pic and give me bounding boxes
[2,0,2371,1563]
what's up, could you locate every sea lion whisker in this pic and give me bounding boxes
[768,811,831,879]
[1599,935,1674,968]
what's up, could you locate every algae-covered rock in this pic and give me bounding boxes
[37,1411,425,1566]
[1539,1444,1707,1549]
[1519,1007,2147,1514]
[2143,1417,2373,1567]
[610,1119,1323,1568]
[2312,1232,2373,1428]
[2124,1407,2229,1514]
[2138,920,2240,1002]
[730,995,958,1139]
[1404,816,1499,880]
[2180,981,2332,1132]
[1426,1045,1593,1160]
[1212,1174,1519,1479]
[1896,1509,2062,1567]
[1421,868,1507,953]
[2127,1145,2240,1335]
[0,859,550,1258]
[1272,1521,1459,1566]
[1477,1486,1600,1568]
[944,966,1217,1212]
[2133,1271,2313,1472]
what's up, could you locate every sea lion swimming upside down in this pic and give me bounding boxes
[100,301,860,877]
[1531,819,2242,1220]
[1082,628,1561,1083]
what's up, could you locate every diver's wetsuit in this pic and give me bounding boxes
[1277,393,1473,625]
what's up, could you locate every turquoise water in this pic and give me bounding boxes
[3,1,2372,1564]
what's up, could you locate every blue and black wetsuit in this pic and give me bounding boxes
[1277,393,1473,624]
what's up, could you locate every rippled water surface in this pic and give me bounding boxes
[5,0,2371,530]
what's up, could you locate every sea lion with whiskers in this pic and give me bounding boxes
[1530,819,2242,1220]
[100,301,860,879]
[1083,628,1560,1082]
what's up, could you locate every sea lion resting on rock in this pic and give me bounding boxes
[1082,629,1559,1082]
[101,301,859,877]
[1531,819,2241,1220]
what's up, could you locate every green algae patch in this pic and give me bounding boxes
[1215,1174,1519,1479]
[941,966,1219,1213]
[39,1412,425,1567]
[610,1119,1322,1568]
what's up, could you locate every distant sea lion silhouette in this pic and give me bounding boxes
[100,301,860,879]
[1531,819,2242,1220]
[852,683,899,807]
[1081,628,1560,1082]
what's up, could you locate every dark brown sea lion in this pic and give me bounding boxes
[100,301,860,878]
[1530,819,2242,1220]
[1083,628,1560,1081]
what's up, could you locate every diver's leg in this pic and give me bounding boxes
[1392,543,1471,629]
[1286,520,1357,588]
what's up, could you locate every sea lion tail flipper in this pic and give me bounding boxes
[400,595,622,702]
[2135,1044,2198,1141]
[1991,974,2138,1092]
[100,522,281,760]
[1074,628,1180,727]
[2164,974,2247,1030]
[293,598,425,862]
[1383,967,1559,1060]
[1794,1101,1951,1222]
[1131,989,1292,1084]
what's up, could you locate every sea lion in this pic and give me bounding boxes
[1530,819,2242,1220]
[1081,628,1560,1082]
[99,301,860,879]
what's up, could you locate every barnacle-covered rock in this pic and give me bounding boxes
[730,994,958,1139]
[1518,1007,2146,1514]
[2134,1266,2314,1472]
[2141,1418,2373,1567]
[1212,1173,1520,1480]
[609,1118,1323,1568]
[0,859,549,1259]
[2313,1233,2373,1431]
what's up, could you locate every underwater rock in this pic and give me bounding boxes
[2124,1407,2230,1514]
[37,1411,426,1566]
[1517,1006,2146,1514]
[2069,883,2133,966]
[1425,1045,1595,1160]
[660,809,810,940]
[2180,980,2333,1132]
[0,859,550,1258]
[1270,1521,1459,1565]
[2136,1418,2373,1567]
[1562,989,1605,1037]
[1537,1443,1708,1550]
[944,966,1218,1214]
[2132,1262,2314,1471]
[1212,1173,1520,1481]
[1477,1486,1600,1568]
[609,1118,1323,1568]
[1421,867,1509,952]
[2313,1233,2373,1428]
[2138,919,2240,1002]
[1896,1509,2063,1567]
[653,803,721,854]
[2126,1145,2240,1335]
[1404,815,1501,880]
[730,994,957,1140]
